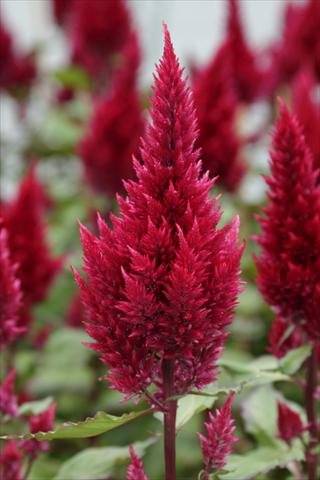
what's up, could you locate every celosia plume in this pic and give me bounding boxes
[225,0,263,103]
[0,440,23,480]
[21,402,56,458]
[193,41,246,191]
[268,316,303,359]
[277,401,305,445]
[2,167,61,327]
[79,32,144,196]
[198,393,238,474]
[66,293,85,328]
[0,369,18,417]
[127,446,148,480]
[293,69,320,174]
[75,25,242,401]
[52,0,74,27]
[254,101,320,340]
[0,227,23,349]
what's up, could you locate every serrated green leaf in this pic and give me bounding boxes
[279,345,311,375]
[219,440,304,479]
[53,438,155,480]
[19,397,54,416]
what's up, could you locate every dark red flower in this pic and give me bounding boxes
[198,393,238,473]
[193,41,246,192]
[254,101,320,340]
[277,401,305,445]
[0,369,18,417]
[2,168,61,328]
[268,315,303,359]
[0,440,23,480]
[21,402,56,459]
[293,69,320,175]
[79,32,144,196]
[225,0,263,103]
[52,0,75,27]
[74,25,242,401]
[66,293,85,328]
[0,227,23,349]
[127,446,148,480]
[70,0,131,80]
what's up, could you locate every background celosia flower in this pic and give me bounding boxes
[79,32,144,196]
[65,293,85,328]
[21,402,56,459]
[127,446,148,480]
[0,440,23,480]
[70,0,131,81]
[0,227,24,349]
[193,41,246,192]
[75,25,242,401]
[225,0,263,103]
[254,101,320,340]
[198,393,238,474]
[0,369,18,417]
[277,401,305,445]
[293,69,320,175]
[51,0,75,27]
[1,167,61,328]
[267,315,303,359]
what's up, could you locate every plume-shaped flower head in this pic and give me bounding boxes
[254,100,320,340]
[277,401,305,445]
[0,440,23,480]
[126,446,148,480]
[21,402,56,458]
[0,369,18,417]
[75,25,243,402]
[79,31,144,196]
[0,227,23,349]
[198,393,238,473]
[267,316,303,359]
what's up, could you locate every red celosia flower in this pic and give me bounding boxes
[66,293,85,328]
[21,402,56,458]
[70,0,131,80]
[254,101,320,340]
[268,315,303,359]
[2,168,61,328]
[225,0,263,103]
[0,21,36,94]
[277,401,305,445]
[273,0,320,86]
[79,32,144,196]
[52,0,75,27]
[0,440,23,480]
[127,446,148,480]
[293,69,320,174]
[193,41,246,192]
[198,393,238,473]
[74,25,242,401]
[0,369,18,417]
[0,227,23,349]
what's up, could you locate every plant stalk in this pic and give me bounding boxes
[162,359,177,480]
[305,346,318,480]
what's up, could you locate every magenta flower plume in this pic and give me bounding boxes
[0,440,23,480]
[198,393,238,474]
[225,0,263,103]
[293,69,320,175]
[126,446,148,480]
[193,41,246,192]
[52,0,74,27]
[21,402,56,458]
[254,101,320,340]
[0,369,18,417]
[2,168,61,327]
[0,227,24,349]
[277,401,305,445]
[79,32,144,196]
[268,316,303,359]
[70,0,131,79]
[74,25,243,401]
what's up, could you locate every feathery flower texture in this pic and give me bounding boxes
[255,101,320,340]
[277,401,305,445]
[126,446,148,480]
[198,393,238,474]
[75,26,242,400]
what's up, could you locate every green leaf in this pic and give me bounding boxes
[19,397,54,416]
[54,66,91,90]
[1,410,151,441]
[219,440,304,479]
[53,439,155,480]
[279,345,311,375]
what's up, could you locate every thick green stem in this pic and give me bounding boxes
[305,346,318,480]
[162,359,177,480]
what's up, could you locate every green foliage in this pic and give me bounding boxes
[54,66,91,90]
[19,397,54,416]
